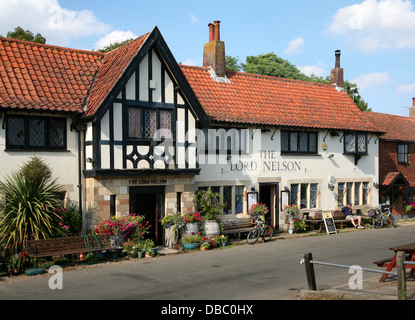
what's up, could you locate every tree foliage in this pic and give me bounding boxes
[225,52,370,111]
[97,38,134,53]
[4,26,46,44]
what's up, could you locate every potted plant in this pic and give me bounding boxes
[183,211,204,235]
[284,205,301,233]
[181,232,203,250]
[200,242,210,251]
[161,213,186,249]
[219,235,228,247]
[141,239,156,254]
[248,203,269,217]
[122,239,139,257]
[194,190,226,237]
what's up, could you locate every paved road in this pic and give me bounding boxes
[1,223,414,300]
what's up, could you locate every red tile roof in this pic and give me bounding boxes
[84,32,150,117]
[0,37,104,113]
[0,32,150,117]
[180,65,381,132]
[364,112,415,142]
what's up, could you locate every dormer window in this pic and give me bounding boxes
[344,132,367,155]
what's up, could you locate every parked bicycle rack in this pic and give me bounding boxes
[300,252,411,299]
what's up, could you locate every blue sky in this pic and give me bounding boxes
[1,0,414,117]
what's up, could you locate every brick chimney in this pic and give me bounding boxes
[409,97,415,118]
[203,20,226,77]
[330,50,344,89]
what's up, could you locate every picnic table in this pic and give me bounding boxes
[374,243,415,282]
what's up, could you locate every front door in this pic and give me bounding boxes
[259,183,279,229]
[129,186,165,245]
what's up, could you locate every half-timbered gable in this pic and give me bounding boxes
[83,27,207,176]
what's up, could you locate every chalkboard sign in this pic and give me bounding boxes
[323,212,337,234]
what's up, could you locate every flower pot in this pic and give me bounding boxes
[182,243,200,250]
[204,220,220,237]
[137,251,144,259]
[184,222,199,235]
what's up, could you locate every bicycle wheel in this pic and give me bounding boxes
[373,215,383,229]
[389,215,398,228]
[247,227,260,245]
[263,225,274,242]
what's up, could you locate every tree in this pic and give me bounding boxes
[241,52,308,80]
[225,56,242,72]
[5,26,46,44]
[97,38,134,53]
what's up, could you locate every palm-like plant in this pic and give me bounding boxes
[0,173,63,250]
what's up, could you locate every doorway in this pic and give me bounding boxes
[129,186,165,245]
[259,183,279,229]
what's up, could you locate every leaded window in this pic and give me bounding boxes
[6,116,66,150]
[344,133,367,155]
[127,107,173,140]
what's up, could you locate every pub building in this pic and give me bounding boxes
[0,21,382,245]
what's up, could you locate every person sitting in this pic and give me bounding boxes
[342,202,364,229]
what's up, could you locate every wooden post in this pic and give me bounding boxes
[304,253,317,291]
[397,251,407,300]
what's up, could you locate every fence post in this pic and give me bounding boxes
[397,251,407,300]
[304,252,317,291]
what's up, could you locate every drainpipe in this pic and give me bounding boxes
[71,120,87,213]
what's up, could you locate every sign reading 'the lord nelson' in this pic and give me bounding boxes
[230,150,302,172]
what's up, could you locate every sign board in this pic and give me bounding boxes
[281,191,289,210]
[322,212,337,234]
[247,192,258,209]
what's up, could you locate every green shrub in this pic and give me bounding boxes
[0,173,63,250]
[18,156,52,185]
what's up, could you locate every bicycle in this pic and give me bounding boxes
[247,214,274,245]
[372,206,398,229]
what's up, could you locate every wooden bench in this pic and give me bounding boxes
[305,210,352,232]
[221,218,254,240]
[26,234,118,259]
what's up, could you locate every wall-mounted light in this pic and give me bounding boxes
[284,186,290,192]
[86,157,93,164]
[373,182,380,189]
[328,154,335,159]
[328,182,335,191]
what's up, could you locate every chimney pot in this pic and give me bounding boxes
[208,23,214,42]
[335,50,341,68]
[331,50,344,89]
[213,20,221,41]
[413,97,415,107]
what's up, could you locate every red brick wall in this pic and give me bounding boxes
[379,141,415,186]
[379,141,415,215]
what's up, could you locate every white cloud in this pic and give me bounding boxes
[0,0,111,47]
[181,58,201,66]
[94,30,138,51]
[190,14,199,23]
[284,37,305,54]
[328,0,415,51]
[396,83,415,93]
[352,72,390,90]
[298,65,325,77]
